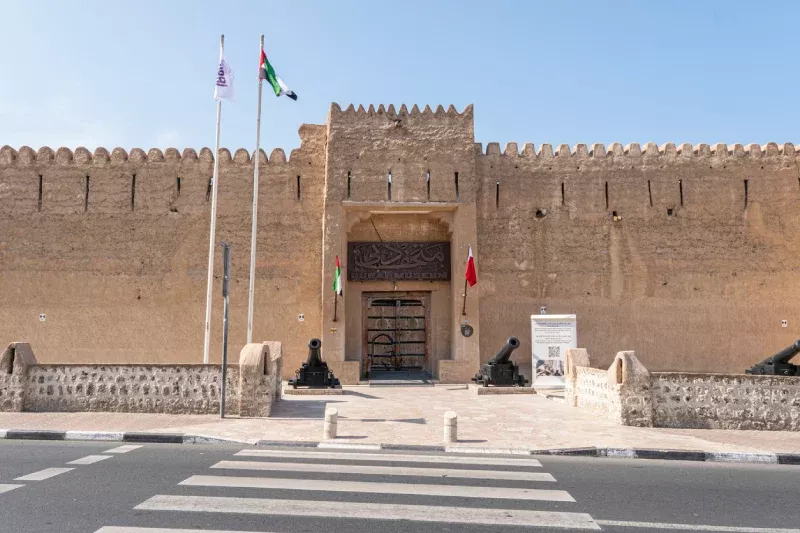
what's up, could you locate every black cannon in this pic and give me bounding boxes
[471,337,527,387]
[746,339,800,376]
[288,338,340,388]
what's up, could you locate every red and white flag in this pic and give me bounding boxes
[465,246,477,287]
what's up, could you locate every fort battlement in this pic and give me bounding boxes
[0,124,326,168]
[4,140,796,170]
[478,141,798,159]
[0,145,290,166]
[329,102,473,118]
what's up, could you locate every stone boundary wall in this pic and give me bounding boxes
[0,342,281,416]
[565,348,800,431]
[574,367,610,413]
[651,373,800,431]
[24,364,241,414]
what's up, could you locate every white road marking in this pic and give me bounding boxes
[236,449,542,467]
[135,495,600,529]
[67,455,112,465]
[180,475,574,502]
[94,528,275,533]
[0,429,8,439]
[103,445,142,454]
[15,467,74,481]
[0,484,23,494]
[596,520,800,532]
[211,460,556,481]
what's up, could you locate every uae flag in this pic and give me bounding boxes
[465,246,477,287]
[333,255,342,295]
[259,48,297,100]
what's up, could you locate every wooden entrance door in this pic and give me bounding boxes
[362,293,429,376]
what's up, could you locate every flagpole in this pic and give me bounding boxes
[461,245,470,316]
[333,292,338,322]
[246,35,265,345]
[461,278,468,316]
[203,34,225,365]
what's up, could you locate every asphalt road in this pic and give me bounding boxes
[0,440,799,533]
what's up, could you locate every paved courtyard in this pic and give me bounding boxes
[2,384,799,454]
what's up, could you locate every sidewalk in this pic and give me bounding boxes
[1,384,799,456]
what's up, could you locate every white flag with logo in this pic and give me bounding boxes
[213,51,234,101]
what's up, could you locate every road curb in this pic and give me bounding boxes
[536,448,800,465]
[65,430,124,442]
[532,447,602,457]
[381,443,446,452]
[1,430,799,465]
[122,432,184,444]
[0,429,250,446]
[4,429,67,440]
[256,440,320,448]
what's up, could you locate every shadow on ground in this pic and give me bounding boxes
[269,399,346,419]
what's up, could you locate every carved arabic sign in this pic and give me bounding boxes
[348,242,451,281]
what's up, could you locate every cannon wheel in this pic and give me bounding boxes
[481,375,490,387]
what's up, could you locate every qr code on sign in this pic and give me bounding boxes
[547,346,560,358]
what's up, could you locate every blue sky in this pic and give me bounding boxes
[1,0,798,153]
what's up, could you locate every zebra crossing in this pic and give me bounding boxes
[93,447,601,531]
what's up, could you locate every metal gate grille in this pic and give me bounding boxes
[365,298,427,372]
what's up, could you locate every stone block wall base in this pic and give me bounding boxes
[283,384,344,395]
[438,360,478,383]
[327,361,361,385]
[467,384,536,395]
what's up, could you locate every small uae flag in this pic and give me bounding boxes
[333,255,342,295]
[465,246,477,287]
[259,47,297,100]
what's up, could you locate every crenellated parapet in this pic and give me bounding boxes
[0,124,326,169]
[0,145,301,167]
[329,102,473,118]
[476,141,797,159]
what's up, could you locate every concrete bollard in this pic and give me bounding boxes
[443,410,457,443]
[323,407,338,440]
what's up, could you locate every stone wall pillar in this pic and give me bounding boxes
[606,350,653,427]
[238,341,282,417]
[0,342,36,412]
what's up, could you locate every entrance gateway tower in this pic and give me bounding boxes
[320,104,480,384]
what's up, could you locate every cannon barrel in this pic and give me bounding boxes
[306,338,323,367]
[488,337,520,365]
[760,339,800,366]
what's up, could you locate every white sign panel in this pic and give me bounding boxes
[531,314,576,388]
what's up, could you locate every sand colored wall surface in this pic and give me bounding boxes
[2,103,800,380]
[476,140,800,375]
[0,127,325,377]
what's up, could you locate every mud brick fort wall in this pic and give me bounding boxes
[2,103,799,381]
